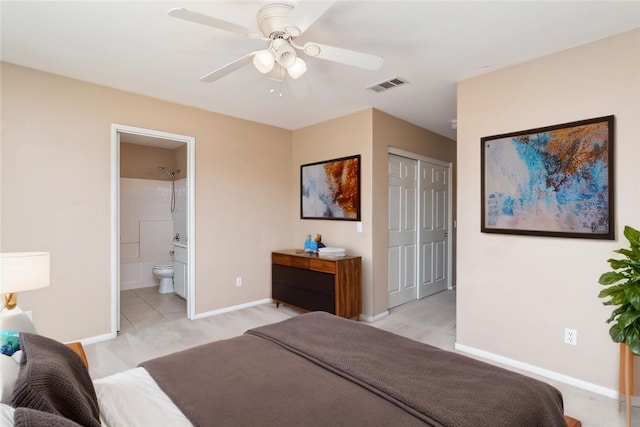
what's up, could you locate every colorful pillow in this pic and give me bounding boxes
[0,331,22,404]
[1,331,20,357]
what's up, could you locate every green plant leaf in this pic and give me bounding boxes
[624,226,640,247]
[616,248,639,261]
[600,225,640,350]
[599,271,625,285]
[617,311,640,329]
[630,290,640,311]
[607,305,626,323]
[601,288,627,306]
[598,285,624,298]
[610,323,625,342]
[609,258,633,270]
[611,258,640,270]
[626,326,640,356]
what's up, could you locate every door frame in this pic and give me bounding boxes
[110,124,196,336]
[388,147,453,297]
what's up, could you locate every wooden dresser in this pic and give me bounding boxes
[272,250,362,319]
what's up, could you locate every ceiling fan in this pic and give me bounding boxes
[168,1,384,84]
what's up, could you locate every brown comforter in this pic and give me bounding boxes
[141,312,566,427]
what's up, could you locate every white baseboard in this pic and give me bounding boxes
[359,310,389,323]
[193,298,273,319]
[454,342,619,400]
[76,332,116,346]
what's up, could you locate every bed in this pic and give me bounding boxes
[2,311,569,426]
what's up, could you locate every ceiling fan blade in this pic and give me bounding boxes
[169,8,263,39]
[303,42,383,70]
[283,0,336,37]
[200,53,254,83]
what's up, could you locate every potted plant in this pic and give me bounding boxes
[598,225,640,354]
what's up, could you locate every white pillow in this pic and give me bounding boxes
[0,350,22,404]
[0,403,15,426]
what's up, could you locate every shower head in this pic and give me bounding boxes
[157,166,174,178]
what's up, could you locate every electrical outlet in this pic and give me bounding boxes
[564,328,577,345]
[235,277,243,287]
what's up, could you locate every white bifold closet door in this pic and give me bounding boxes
[388,153,449,309]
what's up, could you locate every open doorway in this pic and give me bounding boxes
[110,124,195,335]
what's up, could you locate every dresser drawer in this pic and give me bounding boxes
[272,253,310,269]
[272,283,335,314]
[309,258,336,274]
[272,264,334,296]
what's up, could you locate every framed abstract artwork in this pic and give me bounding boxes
[301,155,361,220]
[481,115,614,239]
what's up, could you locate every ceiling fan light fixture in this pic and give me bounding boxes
[268,63,286,82]
[275,43,297,68]
[287,57,307,79]
[169,4,385,85]
[253,49,275,74]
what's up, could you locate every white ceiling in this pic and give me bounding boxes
[2,1,639,141]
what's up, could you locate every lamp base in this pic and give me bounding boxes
[3,292,17,310]
[0,306,37,333]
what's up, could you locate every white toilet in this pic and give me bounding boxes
[152,264,175,293]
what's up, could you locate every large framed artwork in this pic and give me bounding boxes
[301,155,361,221]
[481,115,614,239]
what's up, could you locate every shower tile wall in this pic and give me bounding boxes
[120,178,174,290]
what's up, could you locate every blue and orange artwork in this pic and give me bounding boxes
[484,120,610,235]
[302,156,359,219]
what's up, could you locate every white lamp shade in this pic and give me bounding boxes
[0,252,50,293]
[287,57,307,79]
[253,49,275,74]
[275,44,297,69]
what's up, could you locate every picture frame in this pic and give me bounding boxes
[301,155,361,221]
[481,115,614,239]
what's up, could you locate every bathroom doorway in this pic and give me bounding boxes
[110,124,196,335]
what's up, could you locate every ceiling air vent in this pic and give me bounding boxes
[367,77,408,93]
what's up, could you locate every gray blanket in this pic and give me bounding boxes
[12,333,101,427]
[142,312,566,427]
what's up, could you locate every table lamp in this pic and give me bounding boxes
[0,252,50,332]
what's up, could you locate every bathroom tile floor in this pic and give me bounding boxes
[120,286,186,332]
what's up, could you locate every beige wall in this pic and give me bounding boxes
[1,62,293,342]
[291,109,455,319]
[175,144,187,175]
[456,29,640,392]
[291,110,375,314]
[120,142,180,180]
